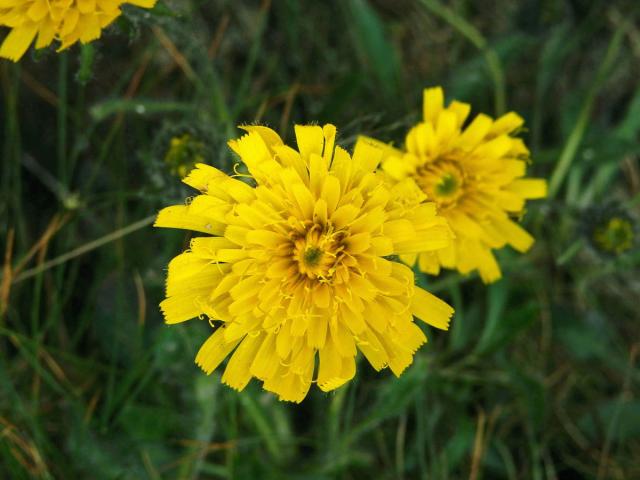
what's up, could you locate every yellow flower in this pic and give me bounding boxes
[164,133,205,178]
[358,87,547,283]
[592,217,634,255]
[155,124,454,402]
[0,0,157,62]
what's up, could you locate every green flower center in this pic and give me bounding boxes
[303,246,323,267]
[292,222,347,280]
[415,159,465,208]
[435,172,459,197]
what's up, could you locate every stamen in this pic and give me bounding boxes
[231,162,254,179]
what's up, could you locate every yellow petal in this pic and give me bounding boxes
[160,294,206,324]
[475,247,501,284]
[322,124,337,164]
[448,100,471,127]
[0,24,38,61]
[307,314,328,348]
[357,135,404,159]
[493,218,535,252]
[436,110,458,144]
[400,252,417,267]
[317,341,355,392]
[35,20,57,49]
[27,0,49,22]
[347,232,371,255]
[222,333,264,390]
[77,0,96,15]
[352,135,384,172]
[423,86,444,124]
[418,252,440,275]
[330,146,353,191]
[240,125,283,153]
[382,156,411,180]
[508,179,547,199]
[357,328,389,370]
[250,333,279,380]
[411,287,454,330]
[273,144,307,183]
[309,153,328,197]
[183,162,227,190]
[126,0,158,7]
[331,204,360,228]
[458,113,492,147]
[320,175,341,215]
[294,124,324,159]
[291,183,315,220]
[490,112,524,136]
[155,205,225,235]
[246,229,287,248]
[195,328,241,375]
[330,320,356,357]
[473,135,512,159]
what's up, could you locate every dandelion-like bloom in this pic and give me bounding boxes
[593,217,634,255]
[164,133,206,178]
[358,87,547,283]
[584,205,636,257]
[156,124,454,402]
[0,0,157,62]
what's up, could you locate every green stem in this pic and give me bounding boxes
[556,238,585,266]
[547,27,625,198]
[57,53,68,187]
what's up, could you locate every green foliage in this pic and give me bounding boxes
[1,0,639,478]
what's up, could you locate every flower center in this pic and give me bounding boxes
[415,159,465,209]
[303,246,324,267]
[292,223,346,280]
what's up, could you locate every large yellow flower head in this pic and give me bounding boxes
[359,87,547,283]
[0,0,157,62]
[155,124,455,402]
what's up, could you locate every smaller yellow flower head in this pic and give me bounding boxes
[593,217,634,255]
[156,124,455,402]
[164,133,205,179]
[0,0,157,62]
[359,87,547,283]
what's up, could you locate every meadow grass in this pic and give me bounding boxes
[1,1,639,478]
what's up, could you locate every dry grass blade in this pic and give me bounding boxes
[469,409,487,480]
[13,213,70,275]
[1,229,15,320]
[10,215,156,285]
[0,417,49,476]
[152,26,197,82]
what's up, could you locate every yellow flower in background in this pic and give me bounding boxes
[358,87,547,283]
[164,133,205,178]
[156,124,454,402]
[592,217,634,255]
[0,0,157,62]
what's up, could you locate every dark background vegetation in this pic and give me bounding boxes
[1,0,639,478]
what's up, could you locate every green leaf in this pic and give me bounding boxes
[90,99,195,122]
[579,400,640,442]
[474,282,509,355]
[343,0,400,99]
